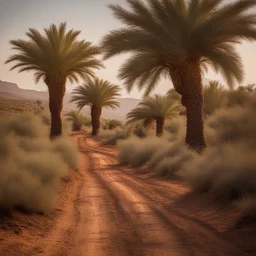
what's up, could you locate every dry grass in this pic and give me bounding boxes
[0,96,48,115]
[206,105,256,146]
[154,148,197,177]
[0,113,78,213]
[179,143,256,199]
[100,127,133,145]
[117,136,165,167]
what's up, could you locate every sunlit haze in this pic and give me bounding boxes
[0,0,256,98]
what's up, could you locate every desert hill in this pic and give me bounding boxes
[0,80,140,120]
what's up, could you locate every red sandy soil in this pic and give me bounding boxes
[0,135,256,256]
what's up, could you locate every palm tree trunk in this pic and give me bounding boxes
[170,62,206,152]
[91,105,101,136]
[48,88,65,139]
[72,123,82,131]
[156,117,164,137]
[46,77,66,139]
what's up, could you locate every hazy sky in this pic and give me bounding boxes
[0,0,256,98]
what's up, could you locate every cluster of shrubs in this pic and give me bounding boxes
[117,91,256,215]
[99,122,155,145]
[0,113,78,213]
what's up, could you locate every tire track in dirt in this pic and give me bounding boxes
[47,135,145,256]
[88,152,193,256]
[72,153,146,256]
[81,137,241,256]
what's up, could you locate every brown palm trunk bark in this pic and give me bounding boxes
[45,77,66,139]
[72,123,82,131]
[170,62,206,152]
[156,117,164,137]
[91,105,101,136]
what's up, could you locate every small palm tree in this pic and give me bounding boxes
[203,81,227,115]
[238,84,256,92]
[5,23,103,139]
[64,111,90,131]
[101,0,256,151]
[70,78,120,136]
[127,95,180,136]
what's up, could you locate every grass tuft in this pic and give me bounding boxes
[0,113,78,213]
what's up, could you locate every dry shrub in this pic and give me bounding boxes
[154,148,197,177]
[165,117,186,141]
[235,194,256,216]
[179,143,256,200]
[226,90,251,108]
[100,127,132,145]
[117,136,166,167]
[52,138,78,169]
[1,112,48,138]
[147,140,185,170]
[0,113,78,213]
[133,125,149,138]
[206,105,256,146]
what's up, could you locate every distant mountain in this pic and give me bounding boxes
[0,80,49,100]
[0,78,214,120]
[0,80,140,120]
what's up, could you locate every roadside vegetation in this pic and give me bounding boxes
[64,110,91,132]
[127,95,181,136]
[0,113,78,213]
[2,0,256,219]
[117,90,256,215]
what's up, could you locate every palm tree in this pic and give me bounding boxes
[238,84,256,92]
[101,0,256,151]
[70,78,120,136]
[64,111,90,131]
[203,81,227,115]
[127,95,180,136]
[5,23,103,139]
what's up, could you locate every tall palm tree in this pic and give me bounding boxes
[5,23,103,139]
[127,95,180,136]
[70,78,120,136]
[101,0,256,151]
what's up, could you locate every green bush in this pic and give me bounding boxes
[0,113,78,213]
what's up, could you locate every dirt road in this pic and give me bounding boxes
[0,135,248,256]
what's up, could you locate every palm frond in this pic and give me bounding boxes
[101,0,256,94]
[6,23,103,86]
[70,78,121,111]
[126,94,181,124]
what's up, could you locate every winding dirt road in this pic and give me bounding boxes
[0,135,249,256]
